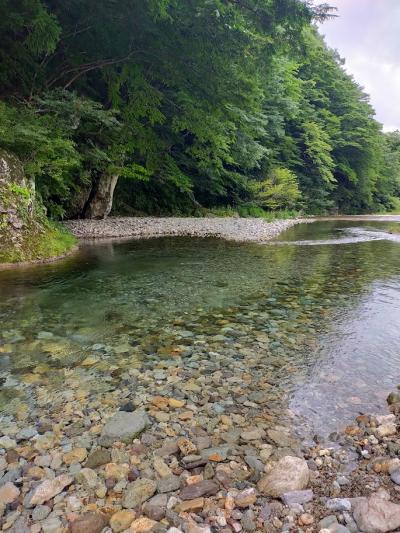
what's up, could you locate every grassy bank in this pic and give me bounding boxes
[0,216,76,264]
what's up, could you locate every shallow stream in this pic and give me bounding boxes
[1,219,400,438]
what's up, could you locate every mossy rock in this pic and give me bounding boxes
[0,150,76,264]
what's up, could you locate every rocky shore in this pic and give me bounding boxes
[64,217,310,243]
[1,342,400,533]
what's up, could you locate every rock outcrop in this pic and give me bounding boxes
[0,149,75,263]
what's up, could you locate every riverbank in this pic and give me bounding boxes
[64,217,310,243]
[0,349,399,533]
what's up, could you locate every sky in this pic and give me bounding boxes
[318,0,400,131]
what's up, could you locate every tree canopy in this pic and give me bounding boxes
[0,0,399,217]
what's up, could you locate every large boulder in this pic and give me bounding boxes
[257,456,309,497]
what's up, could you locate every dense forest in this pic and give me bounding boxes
[1,0,400,219]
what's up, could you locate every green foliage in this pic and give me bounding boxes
[251,168,301,210]
[0,0,399,220]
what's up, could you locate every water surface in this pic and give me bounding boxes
[1,219,400,438]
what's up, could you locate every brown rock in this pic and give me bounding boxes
[0,482,20,506]
[179,480,219,500]
[176,497,205,513]
[104,462,129,480]
[63,447,87,465]
[70,512,109,533]
[85,448,111,469]
[168,398,185,408]
[177,437,197,456]
[152,396,169,410]
[234,488,257,508]
[130,516,157,532]
[110,510,136,532]
[299,513,314,526]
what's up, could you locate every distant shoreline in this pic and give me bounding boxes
[64,216,310,243]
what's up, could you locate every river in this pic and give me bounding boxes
[1,218,400,439]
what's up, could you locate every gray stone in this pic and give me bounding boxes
[31,505,51,521]
[325,498,351,512]
[281,489,313,506]
[41,516,62,533]
[336,476,350,486]
[200,446,231,462]
[179,480,219,500]
[0,468,21,487]
[241,510,256,532]
[8,516,30,533]
[143,494,168,521]
[390,469,400,485]
[157,475,181,493]
[328,525,351,533]
[99,411,150,447]
[16,427,37,441]
[319,515,338,529]
[76,468,98,489]
[244,455,264,472]
[122,478,157,508]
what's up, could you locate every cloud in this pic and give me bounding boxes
[319,0,400,131]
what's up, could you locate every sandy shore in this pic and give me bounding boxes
[64,217,310,243]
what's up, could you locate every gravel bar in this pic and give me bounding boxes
[64,217,310,243]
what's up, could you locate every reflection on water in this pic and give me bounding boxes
[1,220,400,437]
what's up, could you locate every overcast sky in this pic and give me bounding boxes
[318,0,400,131]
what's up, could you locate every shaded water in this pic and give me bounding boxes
[1,219,400,437]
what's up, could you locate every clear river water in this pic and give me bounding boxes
[1,219,400,439]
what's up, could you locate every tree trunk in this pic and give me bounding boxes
[84,174,119,219]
